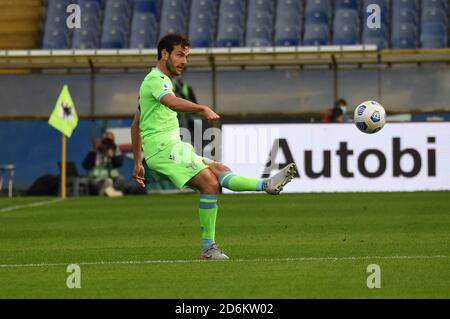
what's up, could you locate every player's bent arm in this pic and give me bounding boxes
[130,111,145,187]
[161,94,220,121]
[130,111,142,164]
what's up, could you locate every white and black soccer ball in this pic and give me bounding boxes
[353,101,386,134]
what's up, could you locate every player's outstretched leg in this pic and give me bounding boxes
[206,160,297,195]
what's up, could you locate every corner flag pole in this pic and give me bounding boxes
[61,134,67,199]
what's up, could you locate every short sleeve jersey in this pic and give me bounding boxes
[139,67,181,158]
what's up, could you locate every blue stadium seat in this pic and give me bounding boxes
[334,9,360,27]
[392,8,418,24]
[217,0,246,46]
[391,23,418,48]
[188,1,220,47]
[305,0,332,18]
[43,0,75,49]
[421,8,448,25]
[333,24,359,45]
[217,24,243,47]
[190,26,215,47]
[420,22,447,48]
[129,13,157,48]
[246,25,272,46]
[275,25,301,46]
[392,0,418,11]
[158,0,189,39]
[362,26,388,49]
[191,0,220,14]
[275,0,303,46]
[248,0,274,14]
[73,29,99,49]
[303,23,329,45]
[335,0,359,10]
[277,0,304,14]
[46,0,72,17]
[422,0,448,10]
[100,0,132,48]
[43,29,69,49]
[134,0,160,18]
[101,28,127,48]
[305,10,329,24]
[220,0,246,14]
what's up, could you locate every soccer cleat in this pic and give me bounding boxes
[200,244,229,260]
[265,163,297,195]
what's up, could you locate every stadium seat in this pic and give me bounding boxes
[422,0,448,10]
[303,23,329,45]
[43,29,69,49]
[101,28,127,48]
[335,0,359,10]
[158,0,189,39]
[392,0,418,12]
[277,0,304,14]
[129,13,157,48]
[220,0,246,15]
[217,24,243,47]
[305,0,332,18]
[333,24,359,45]
[275,0,303,46]
[392,8,418,24]
[421,8,448,25]
[362,25,388,49]
[420,22,448,48]
[134,0,161,18]
[391,23,418,48]
[275,25,302,46]
[188,0,220,47]
[334,9,360,28]
[305,10,329,24]
[246,25,272,46]
[217,0,246,47]
[101,0,132,48]
[248,0,274,14]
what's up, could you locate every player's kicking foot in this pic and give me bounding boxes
[200,244,229,260]
[265,163,297,195]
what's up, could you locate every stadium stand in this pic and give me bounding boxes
[36,0,450,50]
[274,0,304,46]
[0,0,42,49]
[188,0,220,47]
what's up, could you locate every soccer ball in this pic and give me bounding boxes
[353,101,386,134]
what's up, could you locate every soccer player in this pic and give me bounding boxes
[131,33,297,260]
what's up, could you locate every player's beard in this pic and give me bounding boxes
[166,59,182,76]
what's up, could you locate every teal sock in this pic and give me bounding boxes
[218,171,267,192]
[198,194,218,250]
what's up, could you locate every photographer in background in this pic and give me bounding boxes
[82,131,125,196]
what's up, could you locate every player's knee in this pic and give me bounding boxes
[209,162,231,177]
[200,172,219,194]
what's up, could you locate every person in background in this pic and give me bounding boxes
[82,131,125,196]
[330,98,350,123]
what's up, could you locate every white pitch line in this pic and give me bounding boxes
[0,198,63,213]
[0,255,448,269]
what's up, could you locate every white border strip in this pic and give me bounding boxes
[0,198,63,213]
[0,255,447,269]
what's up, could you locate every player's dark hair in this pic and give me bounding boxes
[157,33,190,60]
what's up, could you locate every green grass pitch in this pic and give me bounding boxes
[0,192,449,298]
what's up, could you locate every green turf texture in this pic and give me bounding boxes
[0,192,449,298]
